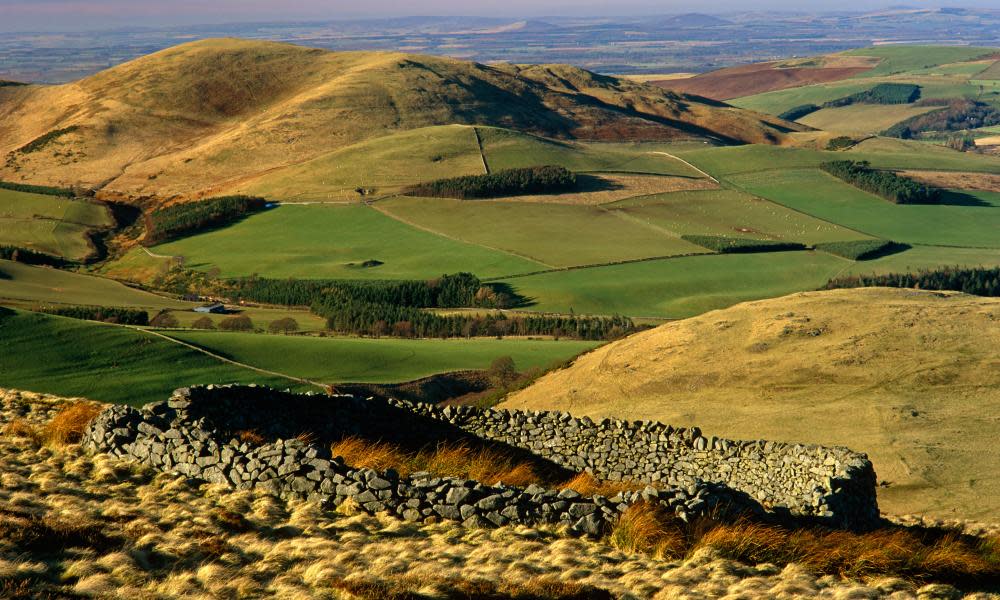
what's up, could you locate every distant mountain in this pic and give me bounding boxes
[655,13,733,28]
[0,38,801,202]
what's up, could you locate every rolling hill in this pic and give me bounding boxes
[503,288,1000,521]
[0,38,802,203]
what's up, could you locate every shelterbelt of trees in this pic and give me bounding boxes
[825,266,1000,297]
[144,196,269,245]
[404,165,577,199]
[226,273,636,341]
[820,160,940,204]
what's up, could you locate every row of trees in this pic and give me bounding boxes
[820,160,941,204]
[38,305,149,325]
[404,165,577,199]
[824,266,1000,297]
[826,83,921,107]
[814,240,905,261]
[0,180,76,197]
[884,99,1000,139]
[225,272,490,308]
[313,296,636,340]
[681,235,805,254]
[144,195,269,245]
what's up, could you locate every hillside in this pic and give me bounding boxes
[503,288,1000,521]
[0,38,801,203]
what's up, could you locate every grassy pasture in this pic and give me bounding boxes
[608,189,869,245]
[150,204,543,279]
[841,46,997,78]
[798,105,939,135]
[497,251,850,319]
[0,259,187,310]
[376,196,706,268]
[163,331,598,384]
[476,127,703,176]
[0,308,307,405]
[241,125,486,202]
[675,142,1000,179]
[729,169,1000,248]
[0,189,112,260]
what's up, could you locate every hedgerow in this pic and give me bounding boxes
[0,181,76,197]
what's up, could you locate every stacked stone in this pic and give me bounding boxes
[82,384,880,531]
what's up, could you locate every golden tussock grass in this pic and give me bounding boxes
[0,419,42,446]
[608,503,1000,586]
[41,402,102,446]
[330,437,546,487]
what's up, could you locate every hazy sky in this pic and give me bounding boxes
[1,0,996,32]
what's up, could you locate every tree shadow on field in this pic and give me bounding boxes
[937,190,993,207]
[573,174,626,193]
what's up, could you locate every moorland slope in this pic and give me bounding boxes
[504,288,1000,521]
[0,38,801,203]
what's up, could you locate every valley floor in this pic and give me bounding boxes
[1,389,997,599]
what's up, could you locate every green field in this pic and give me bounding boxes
[149,204,543,279]
[842,46,997,78]
[242,125,487,202]
[163,331,598,384]
[729,169,1000,248]
[477,127,702,176]
[608,189,868,244]
[675,142,1000,178]
[0,259,188,309]
[798,105,939,135]
[0,308,307,405]
[377,196,705,268]
[497,251,851,318]
[0,189,113,260]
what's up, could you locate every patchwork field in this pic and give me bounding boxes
[495,252,850,319]
[163,331,598,385]
[476,127,704,176]
[798,104,939,134]
[0,188,113,260]
[728,169,1000,248]
[240,125,487,202]
[376,197,706,268]
[149,204,544,279]
[608,189,868,244]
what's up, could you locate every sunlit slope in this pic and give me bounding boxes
[0,38,802,202]
[504,288,1000,521]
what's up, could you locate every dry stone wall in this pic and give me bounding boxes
[82,385,879,533]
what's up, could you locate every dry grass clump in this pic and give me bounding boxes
[609,503,1000,586]
[41,402,101,446]
[0,419,42,446]
[236,429,266,445]
[1,401,101,447]
[329,436,659,492]
[330,437,546,487]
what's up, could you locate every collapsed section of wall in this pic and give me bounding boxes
[83,385,879,532]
